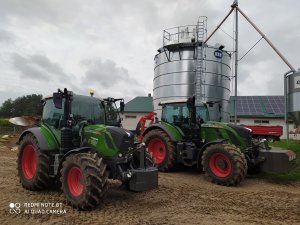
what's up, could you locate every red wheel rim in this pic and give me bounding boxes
[209,153,232,177]
[21,144,37,179]
[147,138,166,164]
[67,167,84,197]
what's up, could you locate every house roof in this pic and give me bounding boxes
[229,96,284,118]
[124,96,154,113]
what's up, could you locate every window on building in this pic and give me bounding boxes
[254,119,269,124]
[125,115,137,119]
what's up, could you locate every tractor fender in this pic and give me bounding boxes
[142,124,178,142]
[19,127,49,151]
[196,139,225,168]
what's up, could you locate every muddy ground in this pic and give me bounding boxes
[0,137,299,225]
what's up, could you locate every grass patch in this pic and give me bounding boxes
[0,118,13,127]
[263,139,300,181]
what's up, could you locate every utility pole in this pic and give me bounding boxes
[233,0,238,125]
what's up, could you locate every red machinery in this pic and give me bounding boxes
[137,112,157,142]
[243,125,283,142]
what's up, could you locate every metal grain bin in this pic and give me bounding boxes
[286,71,300,127]
[153,24,231,122]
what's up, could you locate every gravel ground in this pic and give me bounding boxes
[0,137,299,225]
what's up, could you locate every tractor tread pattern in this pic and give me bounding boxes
[60,152,108,210]
[202,143,247,186]
[17,133,54,190]
[143,129,176,171]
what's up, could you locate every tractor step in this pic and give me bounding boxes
[129,167,158,192]
[259,148,296,173]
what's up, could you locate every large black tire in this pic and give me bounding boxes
[17,133,54,190]
[60,152,108,210]
[202,144,247,186]
[143,129,176,171]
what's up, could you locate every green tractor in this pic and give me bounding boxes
[17,88,158,210]
[141,97,296,186]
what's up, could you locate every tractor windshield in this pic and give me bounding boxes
[161,103,190,125]
[42,95,106,132]
[161,103,210,125]
[104,101,120,126]
[72,97,105,125]
[196,104,210,122]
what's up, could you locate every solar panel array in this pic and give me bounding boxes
[233,96,284,116]
[261,96,285,115]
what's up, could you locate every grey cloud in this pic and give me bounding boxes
[0,29,15,43]
[82,58,139,87]
[0,0,80,26]
[12,53,70,81]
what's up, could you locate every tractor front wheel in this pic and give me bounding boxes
[202,144,247,186]
[143,129,176,171]
[18,133,54,190]
[60,152,108,210]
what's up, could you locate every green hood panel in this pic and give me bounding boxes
[201,121,250,150]
[84,125,119,157]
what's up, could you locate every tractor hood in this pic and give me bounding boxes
[106,126,134,154]
[201,121,252,149]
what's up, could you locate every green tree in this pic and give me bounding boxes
[0,94,43,118]
[0,99,13,118]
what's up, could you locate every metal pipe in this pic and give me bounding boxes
[284,70,294,143]
[204,7,234,44]
[234,1,238,124]
[237,7,296,72]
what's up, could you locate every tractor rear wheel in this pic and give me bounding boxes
[17,133,54,190]
[143,129,176,171]
[60,152,108,210]
[202,144,247,186]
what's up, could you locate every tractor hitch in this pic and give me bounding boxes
[129,167,158,191]
[129,143,158,192]
[259,148,296,173]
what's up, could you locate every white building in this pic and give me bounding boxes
[229,96,299,140]
[121,94,153,131]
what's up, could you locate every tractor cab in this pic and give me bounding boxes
[160,98,209,142]
[42,95,124,137]
[103,97,124,127]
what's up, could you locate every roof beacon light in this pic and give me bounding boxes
[90,90,94,97]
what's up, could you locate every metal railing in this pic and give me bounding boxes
[163,25,198,46]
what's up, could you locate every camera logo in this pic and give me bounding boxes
[9,203,21,214]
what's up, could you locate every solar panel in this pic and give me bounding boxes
[235,96,263,116]
[261,96,284,115]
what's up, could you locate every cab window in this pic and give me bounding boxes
[42,99,64,129]
[162,104,189,125]
[72,98,105,125]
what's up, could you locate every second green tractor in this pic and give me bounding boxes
[141,97,296,186]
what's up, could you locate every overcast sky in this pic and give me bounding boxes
[0,0,299,105]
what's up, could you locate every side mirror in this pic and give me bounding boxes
[53,92,63,109]
[120,101,125,113]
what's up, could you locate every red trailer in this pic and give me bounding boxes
[243,125,283,142]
